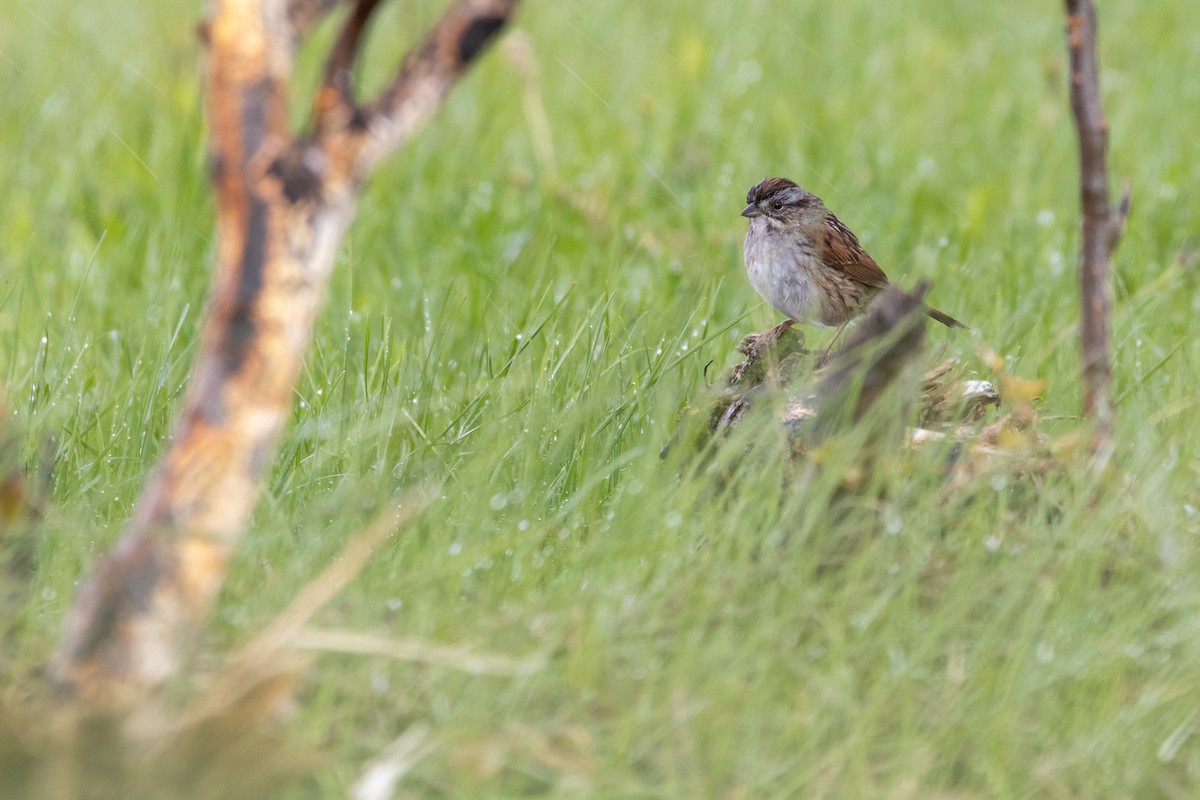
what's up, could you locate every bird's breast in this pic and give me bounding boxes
[743,230,826,326]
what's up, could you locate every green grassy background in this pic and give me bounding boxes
[3,0,1200,796]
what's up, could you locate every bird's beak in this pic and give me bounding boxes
[741,204,761,218]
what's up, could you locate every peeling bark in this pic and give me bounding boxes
[54,0,519,701]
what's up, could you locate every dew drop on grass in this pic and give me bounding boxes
[41,90,66,118]
[1048,251,1064,276]
[735,59,762,86]
[490,493,508,510]
[448,541,463,556]
[666,511,682,529]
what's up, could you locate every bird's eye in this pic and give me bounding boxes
[770,200,784,211]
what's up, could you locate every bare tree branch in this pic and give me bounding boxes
[54,0,518,702]
[287,0,345,38]
[1063,0,1127,458]
[359,0,520,169]
[812,282,928,442]
[314,0,384,133]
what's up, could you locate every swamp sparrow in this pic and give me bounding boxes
[741,177,965,343]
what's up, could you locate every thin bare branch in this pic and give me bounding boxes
[359,0,519,168]
[314,0,384,132]
[812,282,928,441]
[287,0,345,39]
[1064,0,1125,457]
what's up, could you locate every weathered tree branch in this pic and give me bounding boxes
[360,0,519,168]
[1063,0,1127,457]
[698,284,932,451]
[811,283,928,442]
[54,0,518,702]
[327,1,382,91]
[287,0,345,38]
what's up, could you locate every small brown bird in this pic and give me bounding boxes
[741,177,965,345]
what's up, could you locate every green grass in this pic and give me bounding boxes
[4,0,1200,796]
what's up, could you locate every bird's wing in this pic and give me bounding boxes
[822,215,890,288]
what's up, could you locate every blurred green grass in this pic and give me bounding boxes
[3,1,1200,796]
